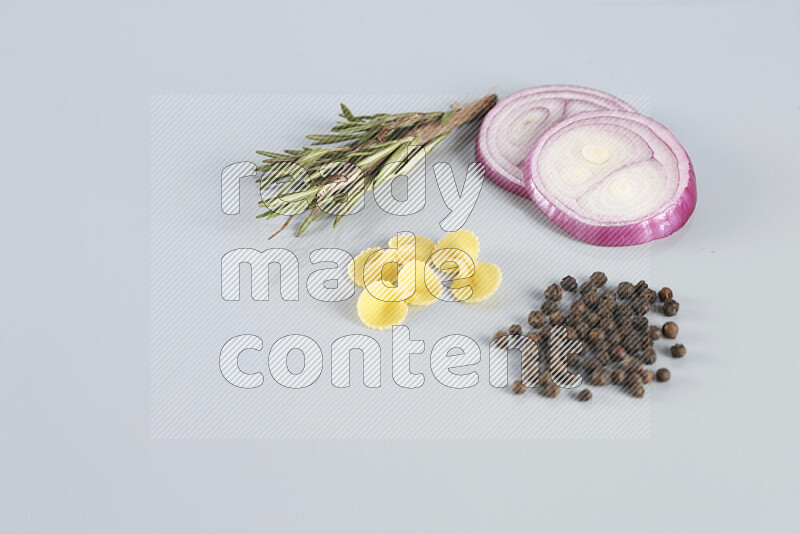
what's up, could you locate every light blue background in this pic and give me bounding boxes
[2,0,799,532]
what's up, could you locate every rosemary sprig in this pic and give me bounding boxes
[256,94,498,238]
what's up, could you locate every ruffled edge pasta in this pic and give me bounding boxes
[388,234,436,265]
[403,260,443,306]
[431,229,480,268]
[349,248,399,287]
[357,281,409,329]
[449,262,503,303]
[352,231,500,328]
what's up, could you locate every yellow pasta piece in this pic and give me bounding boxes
[428,247,476,281]
[431,229,480,269]
[403,260,443,306]
[366,257,414,302]
[357,281,409,330]
[388,234,436,265]
[357,249,399,287]
[450,262,502,303]
[348,247,380,287]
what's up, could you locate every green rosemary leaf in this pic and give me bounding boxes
[440,109,457,127]
[296,207,325,237]
[256,150,289,158]
[306,134,362,145]
[256,210,284,220]
[339,103,356,121]
[255,94,498,237]
[333,188,366,227]
[330,122,379,134]
[355,124,383,145]
[356,138,409,169]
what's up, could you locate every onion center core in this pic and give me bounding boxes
[581,144,610,164]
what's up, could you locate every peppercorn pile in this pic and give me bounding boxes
[493,273,685,400]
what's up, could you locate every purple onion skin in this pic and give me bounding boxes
[526,163,697,246]
[475,138,528,197]
[523,111,697,247]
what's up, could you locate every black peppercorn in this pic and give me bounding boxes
[617,281,635,299]
[617,317,633,333]
[590,369,610,386]
[571,300,587,315]
[565,311,580,327]
[631,297,651,315]
[538,370,552,386]
[623,357,643,373]
[565,326,578,340]
[522,354,537,371]
[616,304,633,319]
[670,343,686,358]
[584,291,601,309]
[588,328,606,344]
[640,347,657,365]
[590,271,608,287]
[492,331,509,348]
[526,332,542,346]
[643,288,658,305]
[544,283,563,301]
[611,345,628,362]
[540,325,552,340]
[582,358,601,373]
[648,325,662,340]
[528,311,546,328]
[523,343,539,361]
[566,354,581,369]
[662,322,679,339]
[607,331,623,346]
[599,299,617,315]
[541,300,559,315]
[611,368,626,385]
[599,316,616,333]
[561,275,578,292]
[502,276,686,401]
[522,368,537,387]
[626,370,643,386]
[541,382,560,398]
[575,322,589,339]
[658,287,673,302]
[663,300,680,317]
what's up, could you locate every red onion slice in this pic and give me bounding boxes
[523,111,697,246]
[476,85,636,196]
